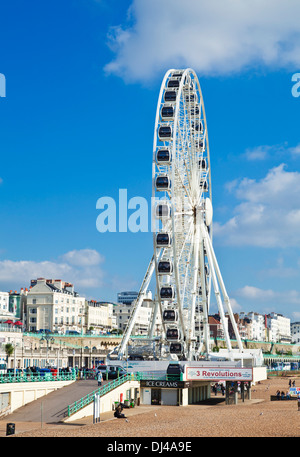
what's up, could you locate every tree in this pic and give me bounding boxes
[4,343,14,362]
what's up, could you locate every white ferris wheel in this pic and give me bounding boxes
[116,68,243,361]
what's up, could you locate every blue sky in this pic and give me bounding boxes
[0,0,300,320]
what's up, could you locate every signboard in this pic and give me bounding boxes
[140,379,189,389]
[289,387,300,396]
[186,367,253,381]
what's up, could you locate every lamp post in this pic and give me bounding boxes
[40,333,55,367]
[14,342,16,376]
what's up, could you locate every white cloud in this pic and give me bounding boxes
[243,143,300,161]
[104,0,300,82]
[236,285,276,301]
[235,285,300,307]
[244,146,272,161]
[289,143,300,156]
[61,249,104,267]
[227,297,242,312]
[260,257,300,278]
[0,249,106,291]
[214,164,300,247]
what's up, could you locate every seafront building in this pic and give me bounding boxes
[85,300,117,334]
[0,281,299,379]
[291,322,300,344]
[239,312,266,341]
[113,291,160,335]
[26,278,86,334]
[117,291,138,305]
[0,282,295,344]
[265,312,291,343]
[225,311,292,343]
[0,291,10,320]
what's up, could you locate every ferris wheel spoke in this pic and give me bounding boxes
[176,216,194,264]
[173,163,194,208]
[174,128,193,196]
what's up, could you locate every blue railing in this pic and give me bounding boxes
[0,371,76,383]
[67,373,136,416]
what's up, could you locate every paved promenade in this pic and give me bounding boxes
[0,378,108,436]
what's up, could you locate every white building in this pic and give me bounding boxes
[0,291,9,318]
[114,303,152,335]
[86,301,117,334]
[239,312,266,341]
[291,322,300,344]
[266,312,291,343]
[26,278,86,334]
[114,292,159,335]
[99,302,118,331]
[117,291,138,305]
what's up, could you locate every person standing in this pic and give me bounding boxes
[97,370,103,386]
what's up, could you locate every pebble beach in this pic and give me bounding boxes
[2,375,300,438]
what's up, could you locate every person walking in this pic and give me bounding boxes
[97,370,103,386]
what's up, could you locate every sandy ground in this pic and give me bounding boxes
[1,375,300,438]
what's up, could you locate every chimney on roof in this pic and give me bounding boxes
[53,279,63,288]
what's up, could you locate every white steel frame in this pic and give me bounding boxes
[117,69,243,361]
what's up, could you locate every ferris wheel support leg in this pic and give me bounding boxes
[203,226,243,353]
[201,225,233,355]
[149,299,159,338]
[199,241,210,356]
[187,225,200,359]
[117,255,156,359]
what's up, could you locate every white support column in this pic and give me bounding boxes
[204,227,243,352]
[187,221,200,358]
[199,240,210,356]
[201,224,233,355]
[118,255,156,358]
[149,300,159,338]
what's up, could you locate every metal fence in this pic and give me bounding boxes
[67,373,134,416]
[0,371,76,383]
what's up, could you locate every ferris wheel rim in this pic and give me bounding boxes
[152,68,213,358]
